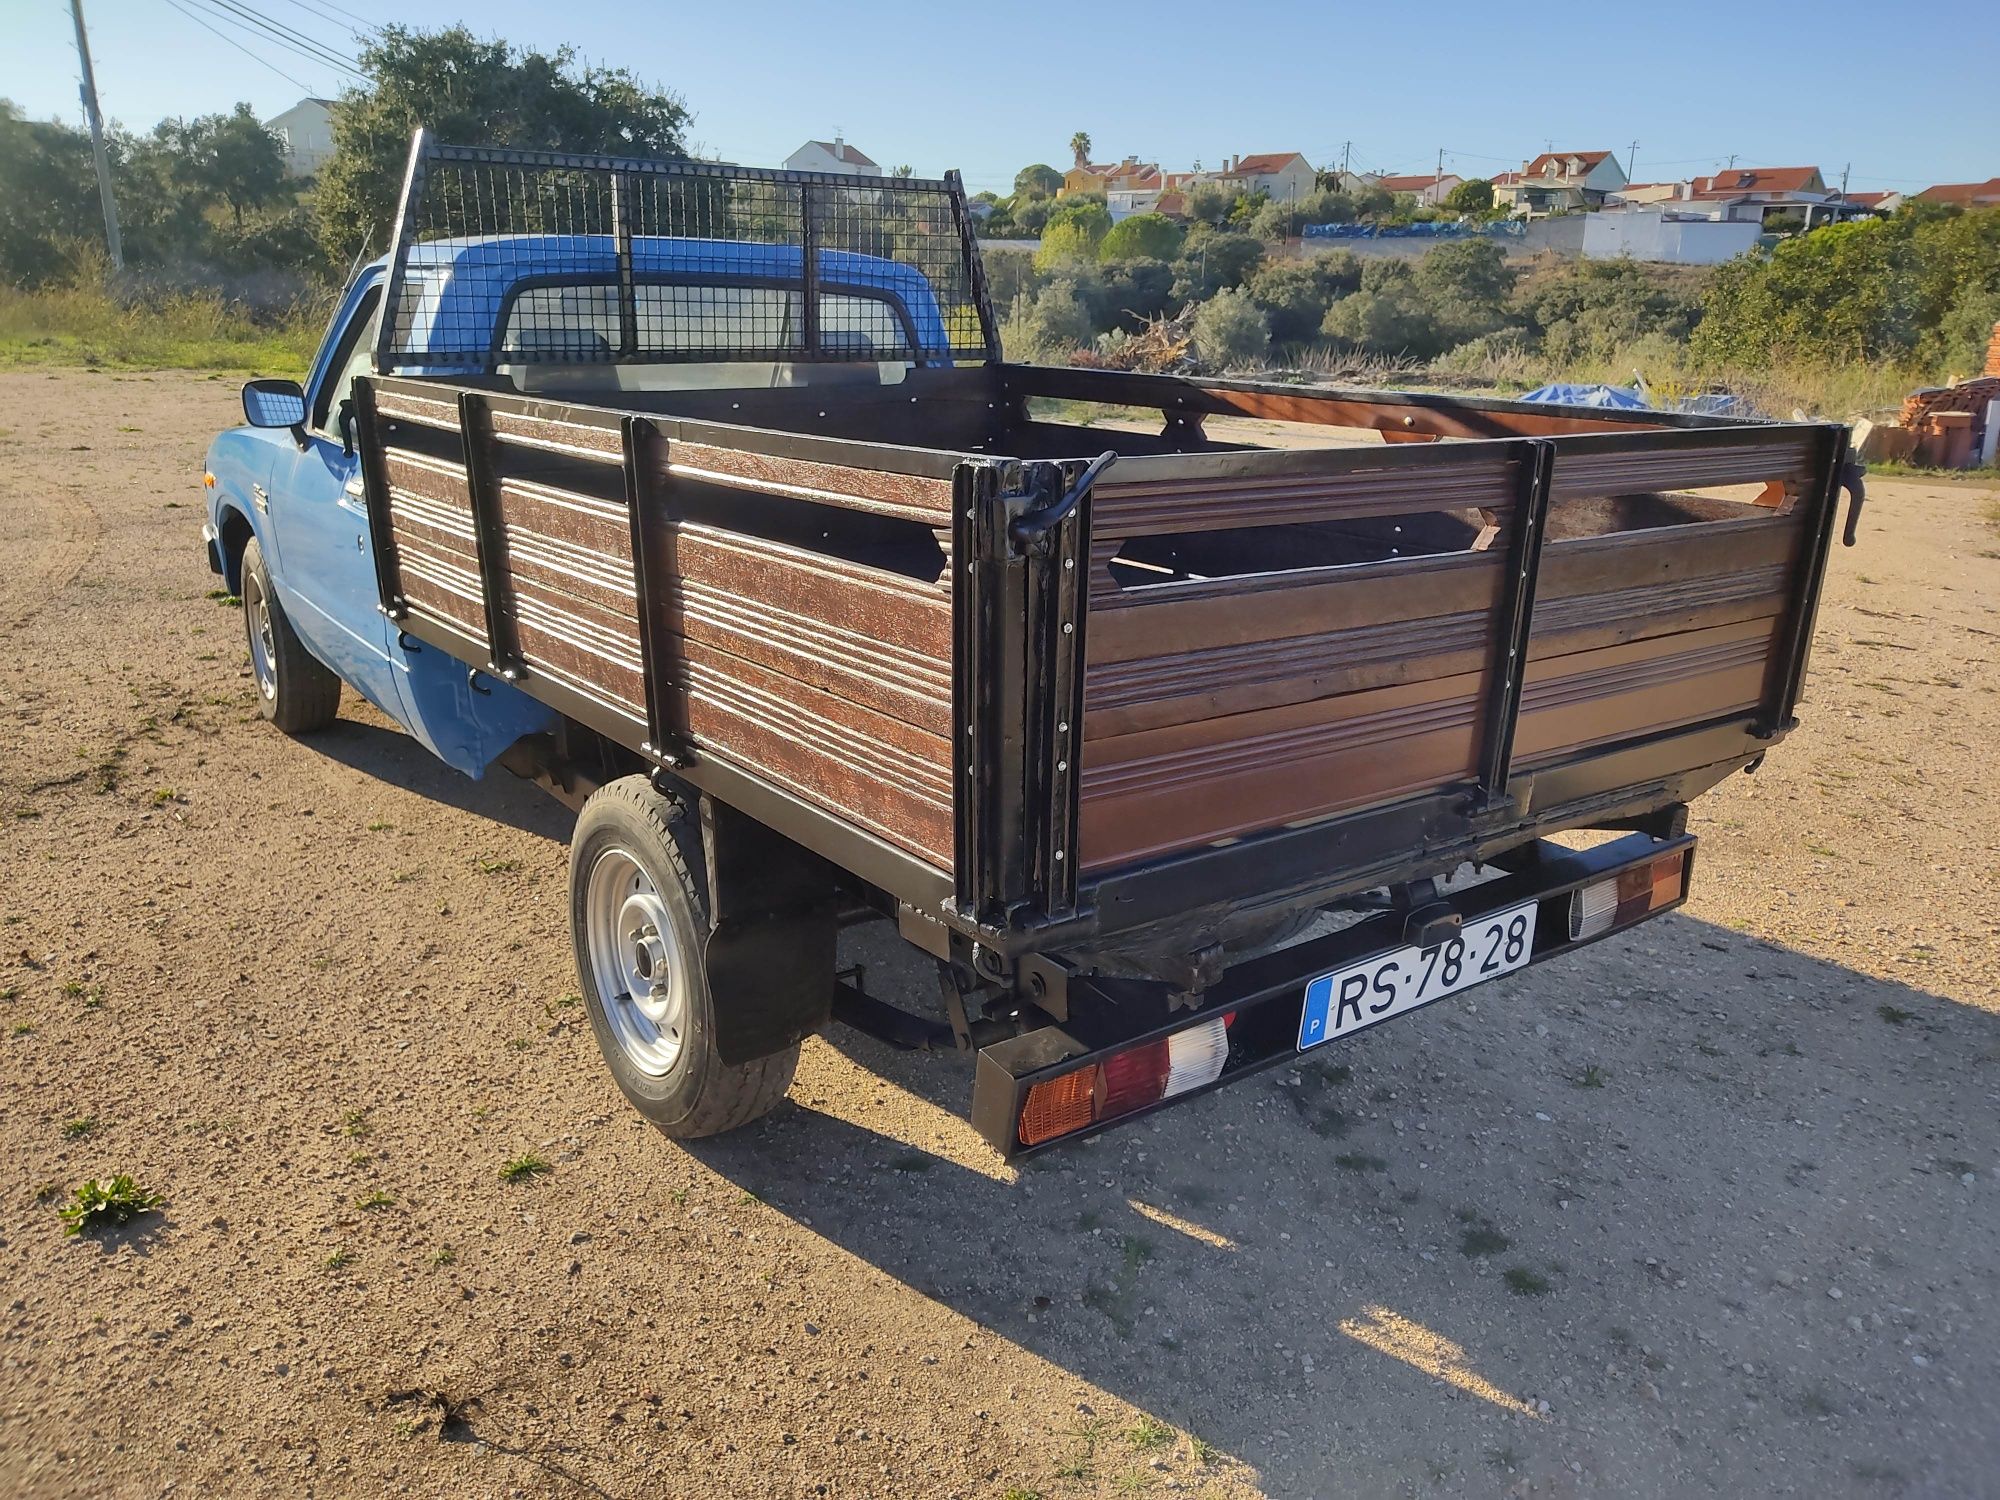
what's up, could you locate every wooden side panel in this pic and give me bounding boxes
[380,449,487,647]
[1077,446,1819,874]
[654,524,954,865]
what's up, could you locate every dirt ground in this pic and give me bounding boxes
[2,368,1997,1500]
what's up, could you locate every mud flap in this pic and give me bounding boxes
[698,794,838,1066]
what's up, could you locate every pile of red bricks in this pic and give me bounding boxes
[1900,377,2000,427]
[1987,319,2000,379]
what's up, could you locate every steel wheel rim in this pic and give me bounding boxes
[245,572,277,702]
[584,846,687,1077]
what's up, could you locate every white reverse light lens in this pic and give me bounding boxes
[1569,877,1619,941]
[1162,1017,1229,1098]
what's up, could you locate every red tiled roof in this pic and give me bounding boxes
[1689,166,1823,197]
[1377,173,1454,193]
[1491,171,1523,185]
[803,139,878,168]
[1155,190,1188,217]
[1523,150,1613,177]
[1225,152,1307,177]
[1844,190,1895,207]
[1917,176,2000,204]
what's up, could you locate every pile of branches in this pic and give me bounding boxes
[1068,306,1197,374]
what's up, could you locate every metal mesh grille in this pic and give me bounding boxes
[377,141,994,371]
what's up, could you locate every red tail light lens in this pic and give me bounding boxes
[1014,1015,1233,1149]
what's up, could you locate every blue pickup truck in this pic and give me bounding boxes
[202,136,1855,1158]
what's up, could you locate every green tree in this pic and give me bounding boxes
[1443,178,1494,214]
[0,102,105,285]
[1516,257,1705,363]
[1192,286,1270,369]
[1183,180,1240,226]
[1069,131,1093,167]
[1045,197,1112,242]
[1098,212,1183,262]
[1003,278,1093,360]
[314,25,690,265]
[1013,163,1063,199]
[1096,256,1175,332]
[1321,258,1439,356]
[1247,250,1363,342]
[1034,219,1100,271]
[150,103,289,226]
[1170,225,1264,301]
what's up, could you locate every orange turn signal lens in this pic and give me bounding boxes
[203,472,216,488]
[1019,1067,1097,1147]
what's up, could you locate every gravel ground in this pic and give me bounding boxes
[1,368,1996,1500]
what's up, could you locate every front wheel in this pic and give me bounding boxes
[569,776,798,1138]
[240,537,341,734]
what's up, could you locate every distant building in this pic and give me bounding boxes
[1166,152,1317,205]
[1493,150,1628,217]
[1376,172,1464,206]
[1607,181,1690,207]
[1104,184,1164,221]
[1841,190,1902,215]
[1686,166,1865,231]
[265,98,334,177]
[1916,177,2000,207]
[1062,155,1161,201]
[784,136,881,177]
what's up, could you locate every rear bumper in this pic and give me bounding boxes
[971,829,1694,1158]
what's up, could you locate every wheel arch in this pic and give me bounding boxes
[215,502,257,594]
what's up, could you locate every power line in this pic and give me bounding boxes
[265,0,376,35]
[158,0,315,91]
[189,0,371,79]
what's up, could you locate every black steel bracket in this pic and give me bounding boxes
[620,415,686,768]
[1468,438,1555,811]
[456,390,523,679]
[349,378,408,620]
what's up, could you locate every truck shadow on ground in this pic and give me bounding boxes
[687,914,2000,1495]
[306,719,574,841]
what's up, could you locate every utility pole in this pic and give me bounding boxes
[1840,162,1850,199]
[1726,153,1738,170]
[1627,139,1639,181]
[1340,141,1352,184]
[1436,147,1445,191]
[69,0,122,271]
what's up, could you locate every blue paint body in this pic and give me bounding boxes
[202,234,946,779]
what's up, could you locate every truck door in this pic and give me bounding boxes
[264,283,405,721]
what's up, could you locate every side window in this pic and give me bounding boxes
[313,288,383,433]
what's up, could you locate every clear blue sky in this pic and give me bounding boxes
[9,0,1996,196]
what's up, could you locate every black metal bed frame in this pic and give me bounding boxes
[353,136,1858,982]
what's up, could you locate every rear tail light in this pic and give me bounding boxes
[1569,848,1686,940]
[1017,1014,1233,1148]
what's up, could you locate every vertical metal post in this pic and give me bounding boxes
[1756,424,1849,737]
[945,168,1002,364]
[610,171,638,359]
[621,416,681,765]
[374,129,432,376]
[456,391,521,678]
[798,182,821,360]
[350,379,406,619]
[1472,439,1554,807]
[1035,459,1092,915]
[68,0,122,271]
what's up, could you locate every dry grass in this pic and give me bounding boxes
[0,283,325,376]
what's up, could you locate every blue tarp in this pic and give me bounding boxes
[1302,220,1526,240]
[1518,382,1652,410]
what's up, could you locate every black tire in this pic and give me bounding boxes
[240,537,341,735]
[569,775,798,1138]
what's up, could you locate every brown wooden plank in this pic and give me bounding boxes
[1091,454,1519,536]
[658,440,954,525]
[1087,549,1504,664]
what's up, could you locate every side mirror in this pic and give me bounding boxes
[242,378,307,432]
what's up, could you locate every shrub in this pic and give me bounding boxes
[1096,257,1175,333]
[1247,251,1363,343]
[1003,280,1095,361]
[1170,227,1265,301]
[1192,287,1270,370]
[1099,213,1183,263]
[57,1175,163,1237]
[1034,221,1099,272]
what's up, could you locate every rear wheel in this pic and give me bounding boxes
[569,776,798,1138]
[240,537,341,734]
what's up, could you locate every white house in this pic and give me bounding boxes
[1377,172,1464,206]
[265,98,335,177]
[1493,150,1628,217]
[1105,185,1163,220]
[783,136,881,177]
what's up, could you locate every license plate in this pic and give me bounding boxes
[1298,900,1539,1052]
